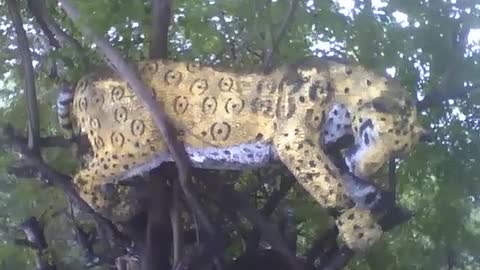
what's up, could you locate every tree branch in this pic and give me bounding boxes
[245,175,295,253]
[26,0,61,49]
[388,158,397,204]
[57,0,215,236]
[196,170,303,270]
[419,22,476,110]
[418,84,480,110]
[17,216,58,270]
[149,0,171,59]
[261,176,295,216]
[215,9,237,62]
[319,246,354,270]
[171,179,184,264]
[142,177,173,270]
[6,0,41,155]
[14,134,72,149]
[27,0,83,51]
[66,201,101,268]
[263,0,299,73]
[0,124,129,250]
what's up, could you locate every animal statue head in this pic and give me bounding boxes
[343,83,431,179]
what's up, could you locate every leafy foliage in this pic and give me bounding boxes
[0,0,479,269]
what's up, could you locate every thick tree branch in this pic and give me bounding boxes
[67,201,100,267]
[196,170,303,270]
[142,178,173,270]
[57,0,214,236]
[26,0,61,49]
[149,0,171,59]
[27,0,83,51]
[17,216,59,270]
[418,84,480,110]
[171,179,184,264]
[6,0,41,155]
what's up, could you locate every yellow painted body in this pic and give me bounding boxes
[61,57,426,251]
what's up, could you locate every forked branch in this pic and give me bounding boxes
[27,0,83,51]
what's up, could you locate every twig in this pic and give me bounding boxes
[57,0,215,236]
[38,136,73,148]
[246,47,263,60]
[261,176,295,216]
[263,0,300,73]
[7,163,40,179]
[215,9,237,62]
[149,0,171,59]
[173,237,229,270]
[13,238,38,249]
[6,0,41,155]
[245,175,295,253]
[388,158,397,203]
[305,226,338,267]
[320,246,354,270]
[261,0,274,71]
[272,0,299,52]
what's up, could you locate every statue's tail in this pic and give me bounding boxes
[56,85,75,139]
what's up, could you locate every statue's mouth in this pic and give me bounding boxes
[325,135,391,213]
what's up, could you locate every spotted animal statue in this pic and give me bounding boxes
[56,56,429,252]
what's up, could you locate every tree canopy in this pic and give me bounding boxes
[0,0,479,269]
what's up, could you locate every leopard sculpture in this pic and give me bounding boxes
[56,56,429,252]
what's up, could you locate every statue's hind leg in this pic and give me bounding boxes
[273,124,383,251]
[71,142,168,222]
[72,162,140,222]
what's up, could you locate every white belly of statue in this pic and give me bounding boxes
[118,142,278,181]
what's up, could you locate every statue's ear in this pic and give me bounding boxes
[370,96,402,113]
